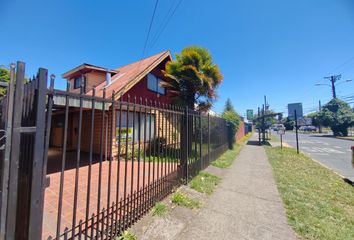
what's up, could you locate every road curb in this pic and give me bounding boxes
[310,157,354,186]
[283,140,354,186]
[336,137,354,142]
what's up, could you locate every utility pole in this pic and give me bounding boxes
[294,110,299,154]
[258,107,261,145]
[262,104,265,143]
[318,100,322,133]
[264,95,267,140]
[324,75,341,99]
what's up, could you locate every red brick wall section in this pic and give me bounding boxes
[236,121,245,142]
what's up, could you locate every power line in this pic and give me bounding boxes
[339,93,354,98]
[148,0,184,52]
[141,0,160,59]
[329,56,354,74]
[147,0,179,52]
[131,0,160,78]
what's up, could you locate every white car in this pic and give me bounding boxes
[272,124,285,131]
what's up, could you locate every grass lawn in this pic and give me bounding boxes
[265,146,354,240]
[211,132,253,168]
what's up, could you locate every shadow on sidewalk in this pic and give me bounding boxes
[246,140,272,146]
[246,140,261,146]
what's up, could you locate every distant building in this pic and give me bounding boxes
[288,103,303,120]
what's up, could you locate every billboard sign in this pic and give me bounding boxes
[288,103,303,120]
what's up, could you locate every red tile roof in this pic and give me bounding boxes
[87,50,171,98]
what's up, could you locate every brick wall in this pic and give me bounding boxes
[236,121,245,142]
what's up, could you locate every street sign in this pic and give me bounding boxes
[288,103,303,120]
[246,109,254,120]
[278,129,285,135]
[297,118,312,126]
[277,127,285,149]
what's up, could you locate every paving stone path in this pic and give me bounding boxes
[176,135,298,240]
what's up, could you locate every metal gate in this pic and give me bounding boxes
[0,62,49,239]
[0,62,229,240]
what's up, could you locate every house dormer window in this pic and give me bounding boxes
[73,76,86,90]
[147,73,165,95]
[73,77,81,89]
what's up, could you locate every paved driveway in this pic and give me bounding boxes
[43,148,177,239]
[280,132,354,182]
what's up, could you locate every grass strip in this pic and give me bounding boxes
[265,146,354,240]
[189,171,221,195]
[116,231,137,240]
[151,202,168,217]
[211,132,252,168]
[171,190,201,209]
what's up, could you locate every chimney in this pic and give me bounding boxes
[106,70,111,85]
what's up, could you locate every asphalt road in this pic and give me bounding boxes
[279,131,354,182]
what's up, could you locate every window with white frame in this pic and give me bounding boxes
[147,73,165,94]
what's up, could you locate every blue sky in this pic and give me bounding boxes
[1,0,354,117]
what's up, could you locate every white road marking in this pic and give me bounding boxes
[299,140,315,144]
[302,147,345,154]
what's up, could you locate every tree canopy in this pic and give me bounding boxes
[163,46,223,111]
[0,67,10,97]
[318,98,354,136]
[221,99,241,149]
[224,98,234,112]
[306,112,321,127]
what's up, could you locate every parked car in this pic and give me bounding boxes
[299,126,317,132]
[272,124,285,131]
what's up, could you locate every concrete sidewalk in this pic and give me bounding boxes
[177,135,298,240]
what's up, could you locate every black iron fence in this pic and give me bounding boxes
[0,62,229,240]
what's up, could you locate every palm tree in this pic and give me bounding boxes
[163,46,223,111]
